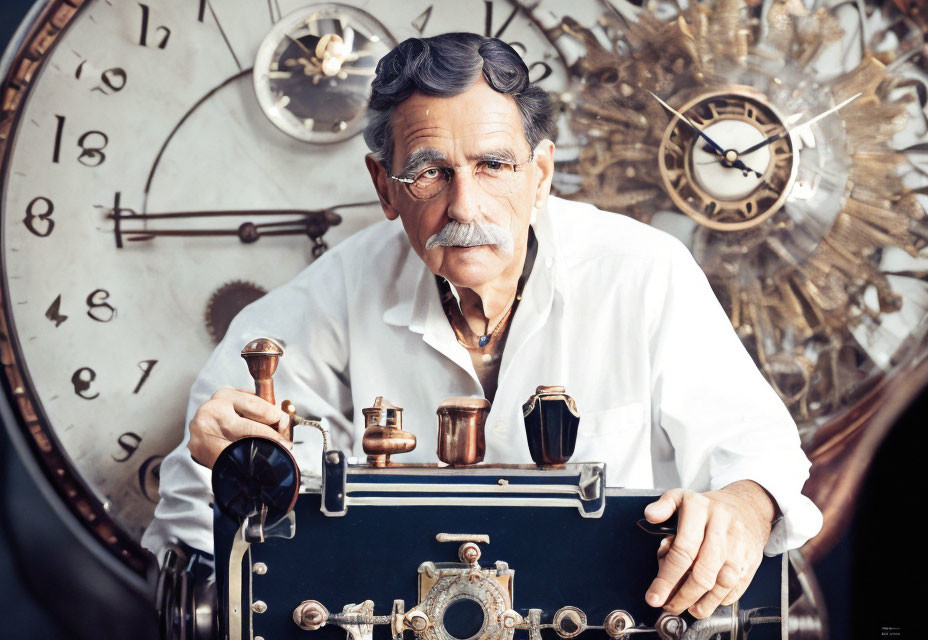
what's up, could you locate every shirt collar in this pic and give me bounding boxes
[382,200,565,331]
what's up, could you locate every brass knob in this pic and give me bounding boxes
[293,600,329,630]
[405,610,430,632]
[603,610,635,639]
[655,613,687,640]
[553,607,587,638]
[241,338,283,405]
[501,610,522,629]
[458,542,481,565]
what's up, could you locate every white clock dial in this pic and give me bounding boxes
[691,121,772,200]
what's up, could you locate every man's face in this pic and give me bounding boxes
[366,76,554,290]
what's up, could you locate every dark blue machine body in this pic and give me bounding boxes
[213,463,785,640]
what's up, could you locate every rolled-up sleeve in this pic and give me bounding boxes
[650,239,823,555]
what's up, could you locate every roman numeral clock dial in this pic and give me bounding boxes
[0,0,567,574]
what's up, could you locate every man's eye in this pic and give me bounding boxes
[480,160,510,173]
[418,168,442,180]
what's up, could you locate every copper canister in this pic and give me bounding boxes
[522,385,580,466]
[436,397,490,466]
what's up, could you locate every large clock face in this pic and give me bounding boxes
[4,0,927,575]
[0,0,568,571]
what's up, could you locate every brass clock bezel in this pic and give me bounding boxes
[657,86,798,232]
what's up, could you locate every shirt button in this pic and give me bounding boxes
[545,257,554,269]
[493,420,507,434]
[481,353,492,363]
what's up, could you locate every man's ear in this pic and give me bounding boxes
[532,139,555,210]
[365,154,400,221]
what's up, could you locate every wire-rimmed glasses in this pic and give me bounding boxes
[389,154,534,200]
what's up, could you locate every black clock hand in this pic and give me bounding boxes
[649,91,762,177]
[285,34,316,60]
[649,91,725,155]
[736,92,862,157]
[108,201,378,247]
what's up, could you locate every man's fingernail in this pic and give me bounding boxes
[646,592,661,606]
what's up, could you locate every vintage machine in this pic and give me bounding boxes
[160,338,796,640]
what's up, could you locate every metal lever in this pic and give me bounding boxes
[435,533,490,543]
[636,513,678,536]
[241,338,290,440]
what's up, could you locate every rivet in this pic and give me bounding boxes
[253,600,268,614]
[253,562,268,575]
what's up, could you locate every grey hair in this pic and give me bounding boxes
[363,32,555,171]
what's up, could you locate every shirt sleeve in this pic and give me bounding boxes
[141,251,354,560]
[649,239,823,556]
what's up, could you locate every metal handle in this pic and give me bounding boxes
[636,513,678,536]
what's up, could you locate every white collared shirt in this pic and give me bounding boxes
[142,196,822,557]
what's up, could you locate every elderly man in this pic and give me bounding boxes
[143,33,821,619]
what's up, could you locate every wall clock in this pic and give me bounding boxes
[518,0,928,562]
[0,0,569,577]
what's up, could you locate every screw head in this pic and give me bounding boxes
[253,562,268,575]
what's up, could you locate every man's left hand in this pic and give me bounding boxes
[643,481,777,619]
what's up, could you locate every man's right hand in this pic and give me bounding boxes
[187,387,292,469]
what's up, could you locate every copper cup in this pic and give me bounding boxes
[436,397,490,466]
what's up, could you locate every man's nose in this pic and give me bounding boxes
[445,170,483,223]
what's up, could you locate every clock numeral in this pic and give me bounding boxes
[411,6,433,35]
[45,295,68,327]
[75,61,128,95]
[112,432,142,462]
[138,3,171,49]
[52,115,109,167]
[72,367,99,400]
[133,359,158,394]
[87,289,117,323]
[24,196,55,237]
[77,130,108,167]
[138,454,164,504]
[528,61,553,84]
[484,0,518,39]
[94,67,128,95]
[52,115,64,163]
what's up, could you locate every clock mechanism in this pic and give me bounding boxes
[520,0,928,560]
[253,4,396,143]
[530,0,928,435]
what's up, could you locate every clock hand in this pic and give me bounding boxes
[123,220,329,243]
[736,92,863,157]
[108,201,378,247]
[285,34,316,60]
[648,91,762,178]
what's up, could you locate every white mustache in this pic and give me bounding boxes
[425,220,514,255]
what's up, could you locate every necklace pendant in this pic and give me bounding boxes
[478,335,491,347]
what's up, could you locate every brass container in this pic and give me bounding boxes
[362,397,416,467]
[436,397,490,466]
[522,385,580,466]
